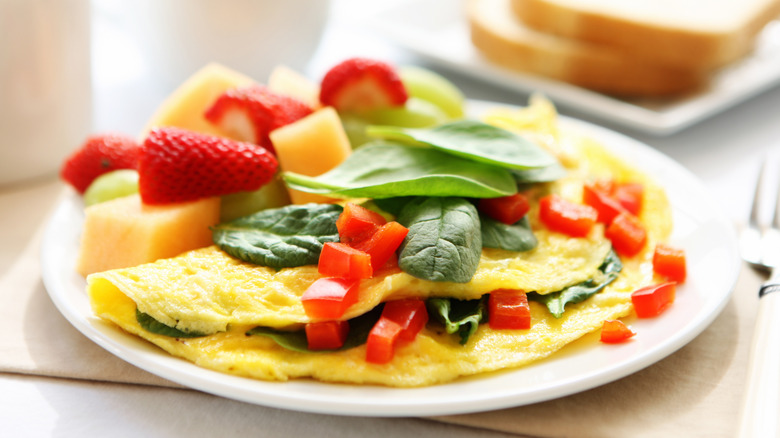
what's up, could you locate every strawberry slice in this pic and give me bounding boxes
[60,133,140,194]
[319,57,408,112]
[204,85,313,153]
[138,127,277,205]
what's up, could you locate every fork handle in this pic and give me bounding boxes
[737,288,780,437]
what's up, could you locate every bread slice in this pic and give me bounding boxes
[510,0,780,70]
[468,0,708,96]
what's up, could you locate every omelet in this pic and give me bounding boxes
[86,98,672,387]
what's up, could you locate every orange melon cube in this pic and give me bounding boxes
[142,63,256,138]
[76,194,220,276]
[269,107,351,204]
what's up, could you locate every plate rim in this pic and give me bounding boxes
[40,102,740,417]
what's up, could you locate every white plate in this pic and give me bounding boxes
[40,103,739,417]
[359,0,780,136]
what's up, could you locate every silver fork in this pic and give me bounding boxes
[738,160,780,437]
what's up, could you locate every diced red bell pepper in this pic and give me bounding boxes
[353,221,409,273]
[582,183,626,224]
[365,317,403,364]
[539,194,598,237]
[336,203,387,245]
[318,242,373,279]
[613,183,644,216]
[653,243,687,283]
[381,298,428,341]
[600,319,635,344]
[591,178,616,195]
[605,212,647,256]
[631,282,676,318]
[478,193,531,225]
[301,277,361,319]
[488,289,531,330]
[305,320,350,350]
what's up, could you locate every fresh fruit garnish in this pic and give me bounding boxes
[319,57,408,112]
[83,169,139,206]
[138,127,278,205]
[61,133,140,194]
[204,85,313,153]
[399,65,465,118]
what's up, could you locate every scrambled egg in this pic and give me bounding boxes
[87,99,672,387]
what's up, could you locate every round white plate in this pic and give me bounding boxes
[40,102,740,417]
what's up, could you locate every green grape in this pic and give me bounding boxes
[83,169,139,206]
[359,97,448,128]
[340,114,373,149]
[399,66,465,119]
[220,177,291,221]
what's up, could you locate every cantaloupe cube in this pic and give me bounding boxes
[267,65,321,109]
[76,194,220,276]
[269,107,352,204]
[142,63,256,138]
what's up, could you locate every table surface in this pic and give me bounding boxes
[3,1,780,436]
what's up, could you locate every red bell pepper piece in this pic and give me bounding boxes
[539,194,598,237]
[381,298,428,341]
[478,193,531,225]
[301,277,361,319]
[613,183,644,216]
[488,289,531,330]
[653,243,687,283]
[600,319,635,343]
[631,282,676,318]
[318,242,373,279]
[365,317,403,364]
[336,203,387,245]
[605,211,647,257]
[582,182,626,224]
[353,221,409,273]
[305,320,350,350]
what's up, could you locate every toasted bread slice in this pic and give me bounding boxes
[468,0,708,96]
[510,0,780,70]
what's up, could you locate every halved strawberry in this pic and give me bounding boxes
[60,133,140,194]
[319,57,408,112]
[203,85,313,153]
[138,127,277,205]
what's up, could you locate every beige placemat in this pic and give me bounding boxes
[0,178,758,437]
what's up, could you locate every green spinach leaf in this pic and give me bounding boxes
[136,309,207,338]
[511,162,567,184]
[528,250,623,318]
[396,197,482,283]
[366,120,557,170]
[245,307,382,353]
[480,216,537,252]
[426,297,487,345]
[212,203,342,269]
[283,141,516,199]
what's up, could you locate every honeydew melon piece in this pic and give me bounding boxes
[142,63,256,138]
[269,107,351,204]
[76,194,220,276]
[267,65,320,109]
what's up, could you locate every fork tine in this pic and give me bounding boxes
[742,160,769,267]
[750,160,768,229]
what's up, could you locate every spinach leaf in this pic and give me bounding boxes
[528,250,623,318]
[480,216,537,252]
[426,297,487,345]
[511,162,567,184]
[136,309,207,338]
[212,203,342,269]
[396,197,482,283]
[245,307,382,353]
[372,196,415,217]
[366,120,557,170]
[283,141,516,199]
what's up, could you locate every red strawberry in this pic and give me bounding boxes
[138,127,278,205]
[319,57,408,112]
[204,85,313,153]
[60,133,140,193]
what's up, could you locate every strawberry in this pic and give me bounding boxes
[60,133,140,194]
[204,85,313,153]
[138,127,278,205]
[319,57,408,112]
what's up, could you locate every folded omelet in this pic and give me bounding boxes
[87,100,672,387]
